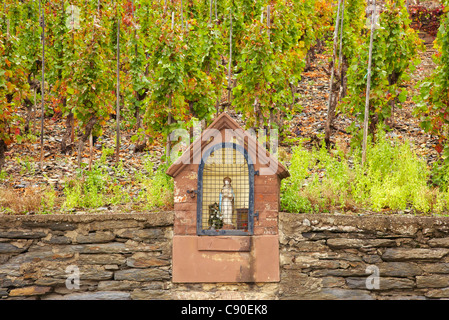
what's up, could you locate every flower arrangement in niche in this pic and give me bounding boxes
[208,202,223,230]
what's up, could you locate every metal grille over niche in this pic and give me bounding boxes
[197,143,254,235]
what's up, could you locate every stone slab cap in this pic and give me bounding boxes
[197,236,251,252]
[166,112,290,180]
[172,235,280,283]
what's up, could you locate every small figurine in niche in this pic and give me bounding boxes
[208,202,223,229]
[219,177,234,226]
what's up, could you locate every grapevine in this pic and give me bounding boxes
[0,2,26,171]
[343,0,422,145]
[415,1,449,160]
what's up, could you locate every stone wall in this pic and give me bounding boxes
[279,213,449,300]
[2,212,449,299]
[0,213,173,300]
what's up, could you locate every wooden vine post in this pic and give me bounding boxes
[266,5,272,151]
[33,89,37,134]
[338,0,345,99]
[266,5,270,41]
[116,3,121,165]
[227,8,232,107]
[166,11,175,164]
[214,0,217,21]
[131,0,141,132]
[39,0,45,170]
[89,132,93,171]
[209,0,213,24]
[362,0,376,165]
[60,4,77,154]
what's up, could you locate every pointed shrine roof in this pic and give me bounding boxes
[166,112,289,180]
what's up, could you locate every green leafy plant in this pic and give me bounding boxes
[280,144,315,213]
[39,187,57,214]
[232,0,332,129]
[351,129,432,213]
[281,127,449,214]
[415,1,449,160]
[69,2,115,164]
[62,179,82,210]
[62,168,106,210]
[62,148,114,210]
[139,162,174,210]
[143,6,188,146]
[430,159,449,193]
[0,2,27,171]
[17,155,35,175]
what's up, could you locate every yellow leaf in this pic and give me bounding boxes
[6,82,15,91]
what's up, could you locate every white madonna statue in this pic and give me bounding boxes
[219,177,234,225]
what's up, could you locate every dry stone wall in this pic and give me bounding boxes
[2,212,449,299]
[279,213,449,300]
[0,213,174,300]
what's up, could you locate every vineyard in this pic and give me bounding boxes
[1,0,449,215]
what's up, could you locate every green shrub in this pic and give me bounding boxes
[61,149,129,210]
[280,141,353,213]
[430,160,449,193]
[280,145,314,212]
[61,148,174,212]
[39,188,57,214]
[62,180,83,210]
[281,128,449,214]
[138,160,174,211]
[354,130,432,213]
[62,165,108,210]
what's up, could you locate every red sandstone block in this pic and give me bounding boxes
[174,224,187,235]
[175,210,186,219]
[174,192,197,204]
[255,194,279,203]
[263,227,277,235]
[260,218,278,228]
[257,211,278,224]
[174,194,187,203]
[197,236,251,252]
[254,176,278,186]
[263,210,278,218]
[178,218,194,226]
[185,225,197,235]
[256,185,279,195]
[174,203,197,213]
[176,211,196,224]
[175,210,195,222]
[175,222,197,236]
[255,201,278,212]
[174,203,188,212]
[175,181,196,194]
[253,225,265,235]
[185,211,196,220]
